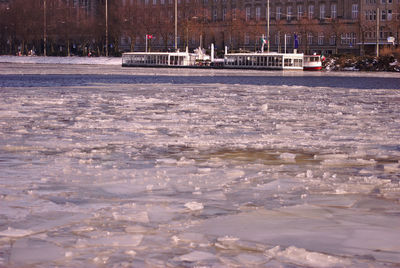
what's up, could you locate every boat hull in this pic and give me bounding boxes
[304,66,322,71]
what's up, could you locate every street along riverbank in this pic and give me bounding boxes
[1,54,400,72]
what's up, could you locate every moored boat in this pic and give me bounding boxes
[303,54,322,71]
[224,52,304,70]
[122,51,197,67]
[122,47,310,71]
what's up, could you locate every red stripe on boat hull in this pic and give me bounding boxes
[304,66,322,71]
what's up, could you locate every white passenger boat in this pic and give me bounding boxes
[303,55,323,71]
[122,50,306,71]
[224,52,304,70]
[122,51,199,67]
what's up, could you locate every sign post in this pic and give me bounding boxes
[387,36,395,46]
[145,34,153,52]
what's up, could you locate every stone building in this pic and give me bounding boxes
[360,0,400,55]
[1,0,399,55]
[197,0,365,55]
[131,0,399,55]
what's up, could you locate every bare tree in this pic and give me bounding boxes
[0,4,13,54]
[329,18,346,55]
[248,19,266,52]
[296,15,319,54]
[120,2,143,52]
[225,9,249,51]
[7,0,42,55]
[271,19,287,53]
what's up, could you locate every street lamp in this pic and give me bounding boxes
[44,0,47,56]
[191,16,202,49]
[174,0,177,50]
[106,0,108,57]
[267,0,270,52]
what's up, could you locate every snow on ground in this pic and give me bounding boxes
[0,64,399,267]
[0,55,121,65]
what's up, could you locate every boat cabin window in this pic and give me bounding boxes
[294,58,303,67]
[284,58,293,67]
[306,56,320,62]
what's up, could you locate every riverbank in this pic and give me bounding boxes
[2,54,400,72]
[0,55,121,65]
[324,54,400,72]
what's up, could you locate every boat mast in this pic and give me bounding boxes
[106,0,108,57]
[175,0,178,50]
[267,0,270,52]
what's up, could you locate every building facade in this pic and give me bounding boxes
[185,0,399,55]
[360,0,400,54]
[1,0,399,56]
[123,0,399,55]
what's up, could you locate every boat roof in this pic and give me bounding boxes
[123,52,195,56]
[225,52,303,57]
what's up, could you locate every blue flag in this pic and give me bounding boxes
[294,34,299,49]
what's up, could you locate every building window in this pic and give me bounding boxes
[256,7,261,21]
[213,9,217,21]
[276,7,281,20]
[246,7,251,21]
[275,33,280,45]
[331,4,337,19]
[286,34,292,46]
[222,8,226,21]
[244,33,250,45]
[320,4,325,19]
[153,0,156,4]
[297,5,303,20]
[341,33,356,45]
[381,10,386,20]
[330,34,336,45]
[287,6,292,21]
[318,32,324,45]
[341,33,347,45]
[387,10,392,20]
[308,5,314,19]
[308,33,313,45]
[352,4,358,19]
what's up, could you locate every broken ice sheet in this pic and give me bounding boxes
[265,246,351,268]
[1,65,400,266]
[9,238,64,265]
[174,251,217,262]
[76,234,143,248]
[188,204,400,263]
[0,227,34,238]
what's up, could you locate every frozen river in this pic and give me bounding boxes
[1,63,400,267]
